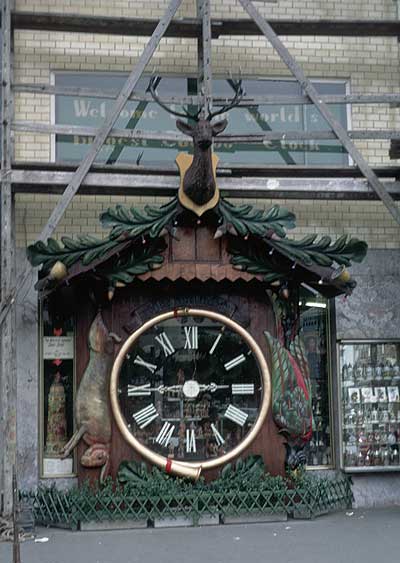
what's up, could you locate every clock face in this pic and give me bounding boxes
[110,309,270,476]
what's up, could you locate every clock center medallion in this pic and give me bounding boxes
[182,379,200,399]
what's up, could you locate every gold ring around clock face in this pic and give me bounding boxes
[110,308,271,479]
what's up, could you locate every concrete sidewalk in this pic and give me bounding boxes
[1,507,400,563]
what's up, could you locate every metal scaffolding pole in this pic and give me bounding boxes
[0,0,17,517]
[239,0,400,226]
[0,0,183,331]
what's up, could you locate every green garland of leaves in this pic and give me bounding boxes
[218,199,296,238]
[104,242,165,285]
[100,197,179,239]
[229,241,287,283]
[26,235,120,272]
[269,233,368,268]
[27,198,179,273]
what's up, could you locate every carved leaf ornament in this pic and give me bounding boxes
[27,192,367,297]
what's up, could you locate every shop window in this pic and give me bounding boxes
[40,301,75,477]
[339,341,400,471]
[299,289,333,467]
[53,73,348,167]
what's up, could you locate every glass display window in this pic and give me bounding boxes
[339,341,400,471]
[40,301,76,477]
[299,290,333,468]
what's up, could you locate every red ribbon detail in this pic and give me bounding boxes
[166,459,172,473]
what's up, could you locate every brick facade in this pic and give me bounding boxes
[12,0,400,249]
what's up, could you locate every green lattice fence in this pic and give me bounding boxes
[21,458,353,529]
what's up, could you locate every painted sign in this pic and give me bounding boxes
[54,73,348,166]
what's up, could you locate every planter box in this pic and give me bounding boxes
[153,513,219,528]
[80,519,148,531]
[221,512,287,524]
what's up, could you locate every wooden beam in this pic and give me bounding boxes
[13,83,400,107]
[12,160,400,179]
[0,0,17,518]
[239,0,400,226]
[8,12,400,38]
[10,169,400,200]
[12,120,400,142]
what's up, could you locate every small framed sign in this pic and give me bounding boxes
[43,336,74,359]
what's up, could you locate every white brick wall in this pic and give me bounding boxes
[15,194,400,250]
[12,1,400,250]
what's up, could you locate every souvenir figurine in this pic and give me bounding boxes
[383,447,390,466]
[388,427,397,446]
[390,447,399,466]
[357,450,365,466]
[167,442,175,459]
[177,437,185,458]
[383,361,392,380]
[347,364,354,385]
[45,370,68,456]
[375,364,383,382]
[392,364,400,384]
[371,408,379,423]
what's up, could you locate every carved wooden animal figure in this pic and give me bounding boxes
[149,76,243,208]
[61,312,121,482]
[175,118,227,206]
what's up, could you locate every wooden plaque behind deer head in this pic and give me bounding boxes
[149,76,244,215]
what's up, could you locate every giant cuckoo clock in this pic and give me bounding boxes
[28,78,368,484]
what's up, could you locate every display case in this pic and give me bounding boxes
[299,291,333,468]
[339,340,400,472]
[40,302,76,477]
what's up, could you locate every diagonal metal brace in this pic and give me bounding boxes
[239,0,400,226]
[38,0,183,243]
[0,0,184,329]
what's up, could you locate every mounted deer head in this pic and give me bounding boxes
[149,77,244,208]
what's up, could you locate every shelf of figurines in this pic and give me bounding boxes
[341,361,400,386]
[342,427,400,470]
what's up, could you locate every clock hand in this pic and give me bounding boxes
[198,383,230,393]
[126,383,183,396]
[127,381,230,398]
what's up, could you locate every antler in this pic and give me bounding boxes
[148,75,202,120]
[207,78,244,121]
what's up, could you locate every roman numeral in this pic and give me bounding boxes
[132,404,159,429]
[133,355,157,374]
[186,429,196,453]
[211,423,225,446]
[224,354,246,371]
[209,333,222,355]
[155,422,175,447]
[232,384,255,395]
[127,383,151,397]
[224,405,248,427]
[184,326,198,349]
[155,332,175,357]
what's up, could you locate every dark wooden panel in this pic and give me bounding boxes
[170,227,196,261]
[196,226,221,262]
